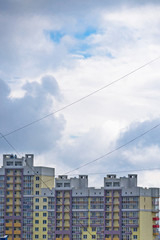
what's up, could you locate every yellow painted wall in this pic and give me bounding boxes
[139,196,153,240]
[40,175,55,189]
[81,197,97,239]
[33,174,50,240]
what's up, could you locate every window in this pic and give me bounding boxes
[36,184,39,188]
[43,235,46,239]
[43,227,46,231]
[64,183,70,187]
[84,228,87,232]
[35,205,39,210]
[133,236,137,239]
[35,235,39,239]
[36,191,39,195]
[133,228,137,232]
[56,183,63,187]
[43,213,47,217]
[113,182,120,187]
[83,235,87,239]
[106,182,112,187]
[92,235,96,239]
[35,220,39,224]
[43,220,47,224]
[35,213,39,217]
[43,205,47,210]
[36,176,39,180]
[15,161,22,166]
[35,198,39,202]
[7,162,13,166]
[92,227,96,231]
[35,228,39,231]
[43,198,47,202]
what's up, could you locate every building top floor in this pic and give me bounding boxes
[0,154,55,177]
[3,154,34,168]
[0,154,159,198]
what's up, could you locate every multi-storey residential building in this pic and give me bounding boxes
[0,154,159,240]
[0,154,55,240]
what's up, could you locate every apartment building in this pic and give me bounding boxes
[0,154,55,240]
[0,154,159,240]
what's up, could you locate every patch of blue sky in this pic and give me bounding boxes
[75,27,97,40]
[106,52,114,59]
[70,135,79,139]
[70,43,92,59]
[44,30,65,43]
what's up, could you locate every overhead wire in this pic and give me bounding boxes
[1,56,160,177]
[65,167,160,176]
[24,158,93,238]
[1,56,160,239]
[1,56,160,139]
[64,122,160,174]
[1,124,160,238]
[0,132,21,157]
[0,132,93,238]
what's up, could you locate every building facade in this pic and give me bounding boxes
[0,154,159,240]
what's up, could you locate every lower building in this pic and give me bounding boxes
[0,154,159,240]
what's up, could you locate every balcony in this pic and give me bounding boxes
[15,172,22,176]
[6,209,13,213]
[15,187,21,191]
[153,232,159,236]
[56,222,62,227]
[113,200,119,205]
[5,230,12,235]
[113,214,119,220]
[153,217,159,221]
[14,223,21,227]
[14,230,21,234]
[113,207,119,212]
[6,201,13,206]
[153,225,159,228]
[5,223,12,227]
[7,193,13,198]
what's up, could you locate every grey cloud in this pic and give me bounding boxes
[0,76,65,154]
[55,119,160,175]
[0,0,159,80]
[117,119,160,148]
[0,0,159,16]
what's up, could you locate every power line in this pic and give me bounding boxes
[64,122,160,174]
[1,56,160,139]
[0,132,21,157]
[0,132,93,238]
[65,167,160,176]
[25,159,93,238]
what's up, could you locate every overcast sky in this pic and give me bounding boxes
[1,0,160,187]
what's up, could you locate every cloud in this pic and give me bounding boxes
[0,0,160,80]
[0,76,65,154]
[1,0,160,188]
[117,119,160,148]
